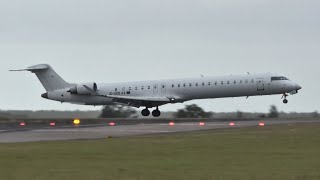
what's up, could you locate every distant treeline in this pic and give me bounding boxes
[172,104,319,119]
[0,105,318,120]
[0,110,101,120]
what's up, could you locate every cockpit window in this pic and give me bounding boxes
[271,76,289,81]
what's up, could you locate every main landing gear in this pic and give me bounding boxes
[152,107,161,117]
[141,107,161,117]
[282,93,288,104]
[141,108,150,116]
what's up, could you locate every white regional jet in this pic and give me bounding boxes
[12,64,302,117]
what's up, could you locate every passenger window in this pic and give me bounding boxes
[240,80,243,84]
[148,86,150,89]
[227,81,230,84]
[245,80,248,83]
[115,88,117,91]
[202,82,205,86]
[129,87,132,91]
[141,86,144,90]
[178,84,180,87]
[215,81,217,85]
[135,87,138,90]
[172,84,174,88]
[189,83,192,87]
[221,81,224,85]
[251,79,254,83]
[183,83,186,87]
[208,82,211,86]
[196,83,198,86]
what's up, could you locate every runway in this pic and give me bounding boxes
[0,119,318,143]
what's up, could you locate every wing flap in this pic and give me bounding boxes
[106,95,171,102]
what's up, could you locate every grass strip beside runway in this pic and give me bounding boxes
[0,124,320,180]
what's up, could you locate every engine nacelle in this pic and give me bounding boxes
[69,83,98,95]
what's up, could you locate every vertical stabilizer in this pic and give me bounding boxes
[11,64,72,91]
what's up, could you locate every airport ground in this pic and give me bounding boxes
[0,123,320,180]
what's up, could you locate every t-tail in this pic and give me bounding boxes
[10,64,73,92]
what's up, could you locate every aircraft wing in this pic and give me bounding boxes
[104,95,180,108]
[106,95,171,102]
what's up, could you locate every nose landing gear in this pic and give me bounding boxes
[283,99,288,104]
[282,93,288,104]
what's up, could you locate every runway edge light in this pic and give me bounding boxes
[109,122,115,126]
[199,122,205,126]
[229,122,235,126]
[73,119,80,125]
[20,122,26,126]
[259,122,265,127]
[169,122,175,126]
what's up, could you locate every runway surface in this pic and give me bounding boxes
[0,119,318,143]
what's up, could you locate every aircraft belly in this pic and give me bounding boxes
[48,91,113,105]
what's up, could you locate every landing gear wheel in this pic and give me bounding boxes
[152,109,161,117]
[282,93,289,104]
[152,110,161,117]
[141,109,150,116]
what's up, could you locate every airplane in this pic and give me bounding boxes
[11,64,302,117]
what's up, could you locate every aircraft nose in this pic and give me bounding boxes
[295,84,302,90]
[41,93,48,99]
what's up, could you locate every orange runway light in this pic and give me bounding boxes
[109,122,115,126]
[259,122,265,127]
[50,122,56,126]
[73,119,80,125]
[199,122,205,126]
[19,122,26,126]
[229,122,235,126]
[169,122,175,126]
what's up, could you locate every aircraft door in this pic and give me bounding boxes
[161,83,166,93]
[257,78,265,91]
[121,87,126,95]
[153,84,158,94]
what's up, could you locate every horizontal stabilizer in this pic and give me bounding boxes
[10,64,49,72]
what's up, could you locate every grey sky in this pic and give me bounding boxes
[0,0,319,112]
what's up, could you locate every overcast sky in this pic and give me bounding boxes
[0,0,319,112]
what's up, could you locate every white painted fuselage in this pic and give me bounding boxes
[49,73,300,106]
